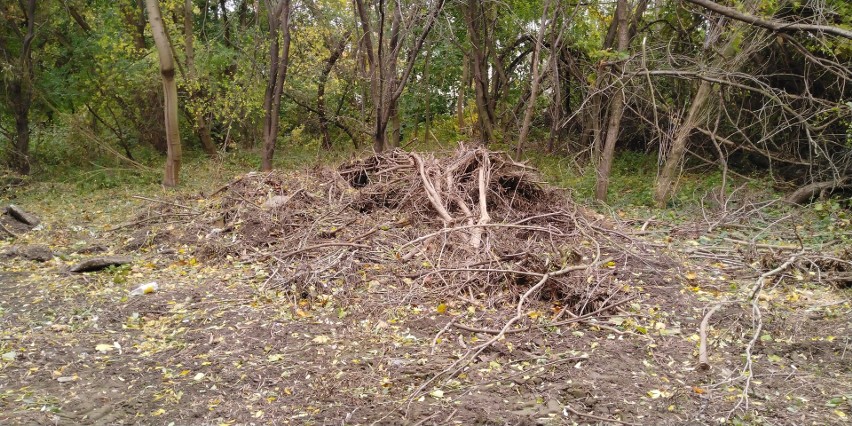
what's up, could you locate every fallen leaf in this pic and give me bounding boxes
[429,389,444,398]
[95,343,114,353]
[312,335,330,344]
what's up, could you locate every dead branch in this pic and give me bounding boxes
[0,222,18,239]
[277,242,370,260]
[132,195,197,212]
[563,403,639,426]
[683,0,852,40]
[411,153,454,224]
[699,304,722,370]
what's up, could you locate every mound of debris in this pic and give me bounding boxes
[127,146,670,318]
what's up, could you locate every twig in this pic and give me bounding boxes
[548,295,637,327]
[107,212,198,231]
[452,322,530,335]
[749,252,802,300]
[407,259,609,404]
[277,242,370,260]
[730,251,802,417]
[0,222,18,239]
[431,316,459,355]
[132,195,197,212]
[699,304,722,370]
[723,237,799,251]
[398,223,564,251]
[563,403,639,426]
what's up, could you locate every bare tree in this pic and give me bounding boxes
[184,0,218,158]
[515,0,551,157]
[261,0,292,171]
[318,32,351,150]
[145,0,182,187]
[594,0,630,201]
[354,0,445,153]
[654,3,761,206]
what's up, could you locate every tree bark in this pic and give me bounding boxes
[146,0,182,187]
[594,0,629,201]
[354,0,445,152]
[464,0,496,143]
[652,10,752,207]
[515,0,551,157]
[653,81,712,206]
[318,34,349,150]
[457,52,468,132]
[684,0,852,40]
[423,47,431,143]
[261,0,292,171]
[184,0,218,158]
[785,177,852,205]
[2,0,36,175]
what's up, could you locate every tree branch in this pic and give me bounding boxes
[684,0,852,40]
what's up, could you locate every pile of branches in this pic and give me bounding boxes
[130,146,669,317]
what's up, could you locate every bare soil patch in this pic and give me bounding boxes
[1,147,850,425]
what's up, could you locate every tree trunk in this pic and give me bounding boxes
[653,80,712,206]
[219,0,233,47]
[423,48,431,143]
[146,0,182,187]
[354,0,445,153]
[594,0,629,201]
[184,0,218,158]
[515,0,550,157]
[261,0,292,171]
[390,103,401,147]
[457,52,468,132]
[3,0,36,175]
[318,34,349,150]
[465,0,496,143]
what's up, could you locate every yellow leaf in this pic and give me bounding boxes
[684,271,698,280]
[436,303,447,314]
[429,389,444,398]
[527,310,541,320]
[151,408,166,416]
[268,354,284,362]
[312,335,330,344]
[834,410,847,419]
[95,344,114,353]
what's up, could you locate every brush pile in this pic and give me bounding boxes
[128,146,670,318]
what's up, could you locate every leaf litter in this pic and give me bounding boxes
[0,146,850,425]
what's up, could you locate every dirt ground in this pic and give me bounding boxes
[1,151,850,425]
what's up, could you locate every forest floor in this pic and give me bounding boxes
[1,148,851,425]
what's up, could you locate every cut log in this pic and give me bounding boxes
[1,245,53,262]
[785,177,852,205]
[6,204,41,226]
[70,255,133,272]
